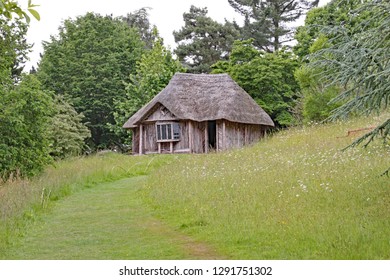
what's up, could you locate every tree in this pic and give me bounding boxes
[309,0,389,149]
[122,7,157,50]
[293,1,371,123]
[294,0,368,59]
[112,32,184,144]
[212,39,300,126]
[0,16,31,83]
[1,4,51,180]
[173,6,240,73]
[0,75,53,179]
[47,95,91,159]
[295,63,341,122]
[0,0,40,22]
[228,0,319,51]
[37,13,144,149]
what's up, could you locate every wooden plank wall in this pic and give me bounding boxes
[191,121,206,153]
[132,128,140,154]
[137,120,192,154]
[143,123,158,153]
[134,119,266,154]
[217,120,265,150]
[217,120,223,151]
[175,121,189,151]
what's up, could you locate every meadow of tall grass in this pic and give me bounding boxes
[0,153,173,254]
[1,114,388,259]
[144,114,390,259]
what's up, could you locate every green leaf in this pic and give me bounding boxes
[22,11,31,23]
[28,8,40,21]
[4,10,12,19]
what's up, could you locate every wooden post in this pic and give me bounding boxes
[205,121,209,153]
[188,121,193,153]
[237,125,240,147]
[245,125,248,145]
[132,128,136,154]
[139,124,143,155]
[170,142,173,153]
[222,120,226,151]
[158,142,161,154]
[216,122,219,152]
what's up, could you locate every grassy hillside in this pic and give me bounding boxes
[1,114,388,259]
[144,113,390,259]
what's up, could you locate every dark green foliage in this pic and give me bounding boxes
[0,16,31,83]
[122,7,157,50]
[0,13,52,179]
[173,6,240,73]
[0,75,53,179]
[113,34,184,144]
[294,0,368,59]
[37,13,144,148]
[308,0,390,146]
[294,36,342,123]
[228,0,318,51]
[47,95,91,159]
[295,66,341,122]
[293,1,368,123]
[212,39,300,126]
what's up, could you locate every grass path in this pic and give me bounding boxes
[3,177,221,260]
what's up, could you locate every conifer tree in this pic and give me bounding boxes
[174,6,240,73]
[228,0,319,51]
[309,0,389,156]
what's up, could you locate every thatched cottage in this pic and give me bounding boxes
[123,73,274,154]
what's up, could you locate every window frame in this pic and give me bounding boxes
[156,122,180,142]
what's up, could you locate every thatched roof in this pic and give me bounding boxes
[123,73,274,128]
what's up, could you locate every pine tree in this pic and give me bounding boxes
[228,0,319,51]
[173,6,240,73]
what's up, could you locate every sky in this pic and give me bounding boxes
[22,0,331,70]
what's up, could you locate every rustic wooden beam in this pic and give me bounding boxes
[245,125,248,145]
[237,125,240,147]
[188,121,193,153]
[139,124,143,155]
[132,128,136,154]
[205,121,209,153]
[216,122,219,152]
[222,120,226,151]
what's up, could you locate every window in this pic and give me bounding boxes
[156,123,180,142]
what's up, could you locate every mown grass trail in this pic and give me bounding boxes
[2,177,220,260]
